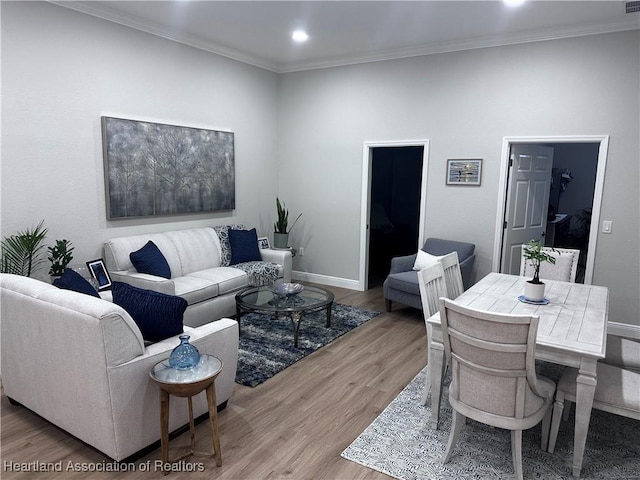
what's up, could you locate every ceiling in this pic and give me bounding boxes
[53,1,640,73]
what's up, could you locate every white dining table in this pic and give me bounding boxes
[427,272,609,478]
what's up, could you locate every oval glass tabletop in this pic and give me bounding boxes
[236,284,334,314]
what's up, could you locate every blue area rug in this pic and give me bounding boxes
[342,366,640,479]
[235,303,380,387]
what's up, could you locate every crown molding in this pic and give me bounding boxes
[50,1,640,74]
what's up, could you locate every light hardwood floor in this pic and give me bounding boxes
[1,284,427,479]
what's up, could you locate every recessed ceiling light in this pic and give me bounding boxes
[504,0,526,6]
[292,30,309,43]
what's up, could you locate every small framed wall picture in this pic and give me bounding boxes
[446,159,482,186]
[86,258,112,290]
[257,237,271,249]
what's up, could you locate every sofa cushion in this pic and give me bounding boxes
[163,228,223,274]
[111,282,186,342]
[53,268,100,297]
[130,241,171,279]
[229,228,261,265]
[188,267,248,295]
[213,224,244,267]
[171,276,219,305]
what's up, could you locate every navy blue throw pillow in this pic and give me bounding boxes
[111,282,186,342]
[229,228,261,265]
[53,268,100,297]
[129,241,171,279]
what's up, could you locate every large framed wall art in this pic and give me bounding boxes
[102,116,235,219]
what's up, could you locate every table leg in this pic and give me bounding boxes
[187,396,195,453]
[326,303,332,327]
[572,360,597,477]
[235,304,242,334]
[290,312,303,347]
[206,384,222,467]
[159,389,170,471]
[429,338,446,429]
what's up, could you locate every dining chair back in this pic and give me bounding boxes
[417,262,448,318]
[439,251,464,299]
[417,263,448,405]
[439,298,556,480]
[520,247,580,283]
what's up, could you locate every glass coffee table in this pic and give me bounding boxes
[235,285,335,347]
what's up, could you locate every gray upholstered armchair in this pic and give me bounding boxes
[383,238,475,311]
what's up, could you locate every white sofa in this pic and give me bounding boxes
[103,226,292,327]
[0,273,239,461]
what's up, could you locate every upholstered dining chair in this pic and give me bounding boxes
[439,298,556,480]
[439,251,464,299]
[547,362,640,456]
[417,263,448,405]
[603,335,640,373]
[520,247,580,283]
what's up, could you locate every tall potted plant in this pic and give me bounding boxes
[273,197,302,249]
[522,239,556,301]
[48,239,74,278]
[0,220,48,277]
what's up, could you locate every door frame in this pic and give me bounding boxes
[359,140,430,291]
[492,135,609,285]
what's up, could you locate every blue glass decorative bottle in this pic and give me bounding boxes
[169,335,200,370]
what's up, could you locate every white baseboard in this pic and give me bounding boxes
[292,271,361,290]
[608,321,640,339]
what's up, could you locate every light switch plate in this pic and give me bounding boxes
[602,221,612,234]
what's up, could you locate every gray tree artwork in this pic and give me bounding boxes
[102,117,235,219]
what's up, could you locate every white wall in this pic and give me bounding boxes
[2,3,639,328]
[1,1,280,281]
[278,31,640,326]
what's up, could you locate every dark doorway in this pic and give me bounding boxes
[368,146,423,287]
[546,143,599,283]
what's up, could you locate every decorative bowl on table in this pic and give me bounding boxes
[271,282,304,298]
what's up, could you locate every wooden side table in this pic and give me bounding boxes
[149,355,223,472]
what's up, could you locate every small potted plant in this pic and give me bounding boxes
[273,197,302,249]
[522,239,556,301]
[48,239,74,278]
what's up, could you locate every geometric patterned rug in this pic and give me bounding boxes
[235,303,380,387]
[342,366,640,480]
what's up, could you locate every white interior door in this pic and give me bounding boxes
[501,145,554,274]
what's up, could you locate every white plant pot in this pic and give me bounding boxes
[524,281,546,302]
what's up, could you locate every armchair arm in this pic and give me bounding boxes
[389,254,417,274]
[108,270,176,295]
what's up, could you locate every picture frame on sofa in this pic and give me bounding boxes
[87,258,112,290]
[257,237,270,249]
